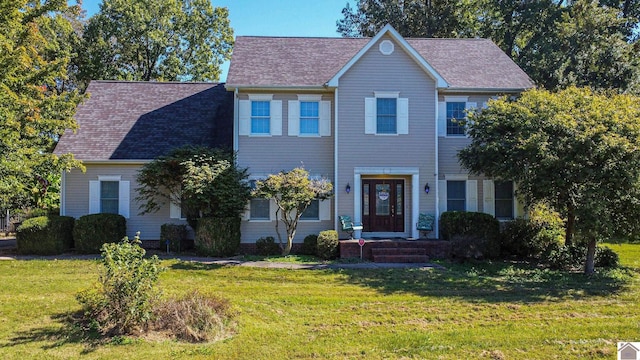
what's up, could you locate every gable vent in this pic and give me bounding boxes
[379,40,394,55]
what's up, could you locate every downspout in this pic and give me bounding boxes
[60,170,66,216]
[434,90,440,239]
[333,88,339,232]
[233,88,239,152]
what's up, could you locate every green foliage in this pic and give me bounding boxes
[151,290,235,343]
[136,146,251,229]
[76,0,233,83]
[501,204,564,259]
[299,234,318,256]
[316,230,339,260]
[255,236,281,256]
[160,223,187,253]
[194,217,240,257]
[595,246,620,269]
[543,243,620,271]
[77,232,163,336]
[253,167,333,256]
[460,87,640,273]
[73,213,126,254]
[440,211,501,259]
[0,0,85,211]
[16,215,74,255]
[337,0,481,38]
[338,1,639,94]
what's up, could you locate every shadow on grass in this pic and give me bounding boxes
[0,311,103,355]
[338,260,634,303]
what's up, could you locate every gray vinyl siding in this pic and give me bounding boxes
[63,164,187,240]
[438,94,493,178]
[336,35,438,234]
[237,92,334,243]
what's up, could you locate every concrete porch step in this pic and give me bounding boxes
[372,254,429,263]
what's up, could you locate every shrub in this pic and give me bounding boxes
[73,213,126,254]
[500,216,563,259]
[160,224,187,252]
[595,246,620,269]
[316,230,339,260]
[195,217,240,257]
[76,232,163,336]
[151,290,235,342]
[299,234,318,255]
[440,211,501,259]
[16,215,74,255]
[255,236,280,256]
[543,243,620,270]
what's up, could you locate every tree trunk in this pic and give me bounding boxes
[584,237,597,275]
[565,203,575,247]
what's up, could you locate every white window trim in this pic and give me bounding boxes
[289,96,330,137]
[97,175,121,181]
[374,91,400,98]
[248,94,273,101]
[444,96,469,103]
[169,200,186,220]
[365,92,408,136]
[90,176,130,218]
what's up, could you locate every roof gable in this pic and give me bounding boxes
[54,81,233,161]
[327,24,448,88]
[226,27,534,91]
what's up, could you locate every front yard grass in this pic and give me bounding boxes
[0,244,638,359]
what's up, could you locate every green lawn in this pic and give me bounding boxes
[0,245,639,359]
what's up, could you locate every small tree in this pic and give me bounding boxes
[459,87,640,274]
[253,167,333,256]
[136,146,251,228]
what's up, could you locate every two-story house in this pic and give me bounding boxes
[227,24,533,243]
[55,25,533,246]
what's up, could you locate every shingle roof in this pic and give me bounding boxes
[54,81,233,160]
[226,36,534,90]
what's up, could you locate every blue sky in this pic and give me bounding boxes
[77,0,353,81]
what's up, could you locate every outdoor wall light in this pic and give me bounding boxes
[345,183,351,194]
[424,183,430,194]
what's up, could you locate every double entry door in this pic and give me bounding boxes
[362,179,404,232]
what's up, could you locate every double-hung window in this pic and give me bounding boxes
[251,101,270,134]
[364,92,408,135]
[89,176,130,218]
[239,95,282,136]
[300,199,319,220]
[494,181,514,220]
[100,181,119,214]
[446,102,466,136]
[376,98,397,134]
[447,180,466,211]
[248,180,270,220]
[300,101,319,135]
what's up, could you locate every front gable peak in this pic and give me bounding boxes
[326,24,449,88]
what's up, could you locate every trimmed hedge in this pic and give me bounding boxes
[317,230,339,260]
[299,234,318,256]
[16,216,75,255]
[440,211,500,259]
[255,236,281,256]
[73,213,126,254]
[160,223,188,252]
[195,217,241,257]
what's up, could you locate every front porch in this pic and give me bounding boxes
[340,238,450,263]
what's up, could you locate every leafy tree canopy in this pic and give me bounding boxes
[76,0,233,85]
[458,87,640,273]
[0,0,84,210]
[253,167,333,256]
[135,146,250,228]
